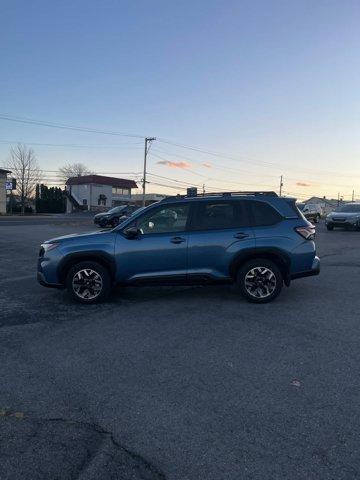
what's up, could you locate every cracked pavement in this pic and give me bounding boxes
[1,216,360,479]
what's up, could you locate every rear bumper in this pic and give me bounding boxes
[290,256,320,280]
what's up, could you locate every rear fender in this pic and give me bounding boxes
[229,247,291,286]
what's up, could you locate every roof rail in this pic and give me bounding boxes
[161,191,278,201]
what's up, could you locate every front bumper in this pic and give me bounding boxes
[326,219,359,228]
[37,271,63,289]
[290,256,320,280]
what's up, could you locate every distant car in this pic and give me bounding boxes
[326,203,360,230]
[297,203,322,223]
[93,204,139,228]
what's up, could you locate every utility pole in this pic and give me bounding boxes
[142,137,156,207]
[202,184,205,196]
[279,175,283,197]
[352,190,355,202]
[337,192,340,207]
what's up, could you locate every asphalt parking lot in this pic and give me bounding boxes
[1,215,360,479]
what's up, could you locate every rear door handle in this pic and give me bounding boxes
[234,232,249,239]
[170,236,186,244]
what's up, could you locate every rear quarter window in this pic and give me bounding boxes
[249,201,283,226]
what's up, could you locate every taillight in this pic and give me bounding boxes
[295,225,315,240]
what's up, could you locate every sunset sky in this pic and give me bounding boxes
[1,0,359,200]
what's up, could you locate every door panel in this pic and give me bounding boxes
[115,232,188,282]
[115,203,189,282]
[188,229,255,279]
[187,200,255,280]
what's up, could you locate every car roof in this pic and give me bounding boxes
[154,191,300,218]
[160,191,278,204]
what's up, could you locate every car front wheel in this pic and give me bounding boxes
[237,259,283,303]
[326,224,334,231]
[66,261,111,304]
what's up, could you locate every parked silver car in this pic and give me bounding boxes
[326,203,360,230]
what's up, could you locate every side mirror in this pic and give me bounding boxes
[124,226,141,239]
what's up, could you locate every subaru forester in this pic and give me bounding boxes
[37,191,320,304]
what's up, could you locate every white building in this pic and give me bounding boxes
[65,175,138,212]
[0,168,11,214]
[304,196,340,215]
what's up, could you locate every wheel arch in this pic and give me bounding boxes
[229,248,291,286]
[57,251,116,285]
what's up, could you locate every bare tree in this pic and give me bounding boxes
[7,144,41,214]
[58,163,93,183]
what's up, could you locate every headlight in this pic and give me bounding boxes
[41,243,59,252]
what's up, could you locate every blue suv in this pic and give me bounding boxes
[38,191,320,304]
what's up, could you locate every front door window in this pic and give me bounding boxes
[136,204,189,234]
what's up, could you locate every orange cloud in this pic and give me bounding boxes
[156,160,192,169]
[296,182,311,187]
[202,162,212,168]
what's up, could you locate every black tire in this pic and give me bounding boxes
[326,225,334,231]
[66,261,111,304]
[237,259,283,303]
[99,220,108,228]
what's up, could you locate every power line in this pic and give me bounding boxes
[149,152,279,190]
[2,112,359,186]
[40,170,141,175]
[0,140,143,148]
[152,146,280,178]
[147,172,202,187]
[0,114,145,138]
[156,137,360,179]
[152,146,360,191]
[147,181,185,191]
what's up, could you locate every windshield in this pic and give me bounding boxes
[107,205,127,214]
[336,204,360,213]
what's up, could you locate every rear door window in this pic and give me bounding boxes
[249,201,282,226]
[191,200,250,231]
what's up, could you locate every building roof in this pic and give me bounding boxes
[66,174,137,189]
[305,196,338,206]
[0,168,11,174]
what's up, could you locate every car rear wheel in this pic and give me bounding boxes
[237,259,283,303]
[66,261,111,304]
[112,217,119,227]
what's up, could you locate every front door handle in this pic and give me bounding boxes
[234,232,249,239]
[170,236,186,244]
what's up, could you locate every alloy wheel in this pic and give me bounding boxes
[244,266,277,299]
[72,269,103,300]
